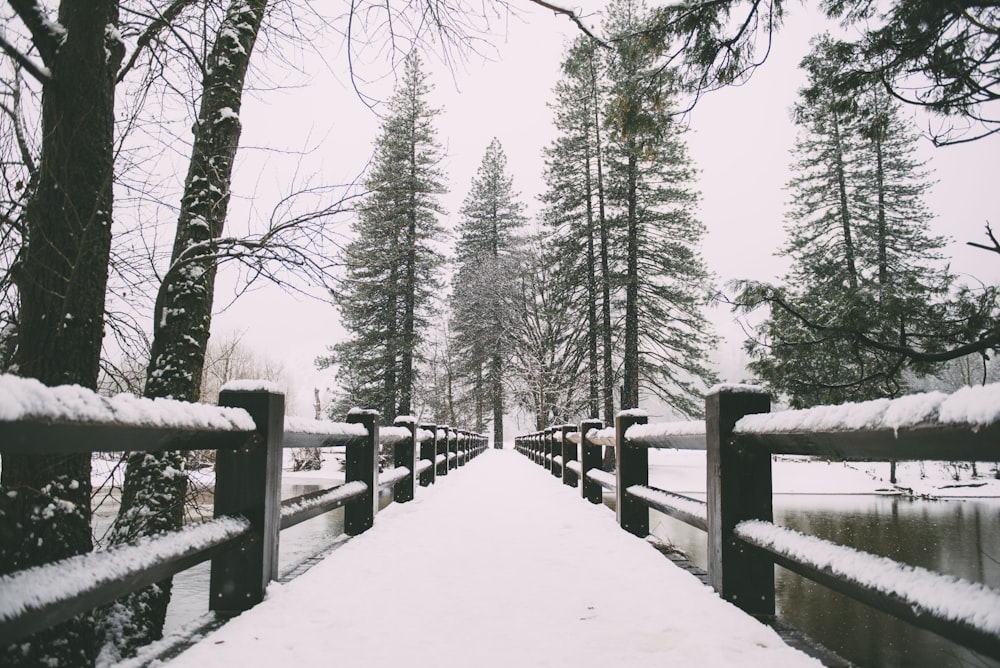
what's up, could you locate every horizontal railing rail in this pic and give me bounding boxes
[513,382,1000,663]
[0,374,488,650]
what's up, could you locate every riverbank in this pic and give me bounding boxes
[647,449,1000,498]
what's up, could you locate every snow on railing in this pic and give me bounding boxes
[0,373,255,431]
[280,482,369,530]
[737,519,1000,652]
[735,383,1000,435]
[626,485,707,531]
[379,425,412,446]
[586,468,616,491]
[378,466,411,490]
[625,420,705,450]
[415,459,433,476]
[0,516,250,640]
[283,416,368,449]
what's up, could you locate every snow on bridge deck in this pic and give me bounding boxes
[163,449,820,667]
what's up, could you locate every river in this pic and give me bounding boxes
[647,494,1000,668]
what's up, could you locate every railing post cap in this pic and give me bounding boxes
[706,383,770,397]
[219,380,284,396]
[393,415,418,425]
[616,408,648,419]
[347,407,380,417]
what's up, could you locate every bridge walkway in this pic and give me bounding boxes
[163,449,822,667]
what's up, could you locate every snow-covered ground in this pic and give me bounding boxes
[647,449,1000,499]
[153,449,822,668]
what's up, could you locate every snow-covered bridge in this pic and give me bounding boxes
[155,446,822,668]
[2,376,1000,666]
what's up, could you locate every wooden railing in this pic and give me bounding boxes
[514,383,1000,663]
[0,374,486,647]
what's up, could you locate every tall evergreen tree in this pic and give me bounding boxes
[451,139,526,446]
[319,52,445,419]
[602,0,718,417]
[741,35,956,406]
[541,37,619,425]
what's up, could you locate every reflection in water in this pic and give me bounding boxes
[649,495,1000,668]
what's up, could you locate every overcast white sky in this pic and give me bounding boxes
[211,1,1000,418]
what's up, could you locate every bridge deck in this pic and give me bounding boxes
[164,449,821,667]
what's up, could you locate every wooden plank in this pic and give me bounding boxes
[0,421,257,455]
[279,482,368,530]
[0,517,249,645]
[739,525,1000,662]
[735,422,1000,462]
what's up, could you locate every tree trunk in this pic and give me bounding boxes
[832,115,859,290]
[102,0,268,658]
[1,2,119,665]
[622,148,640,411]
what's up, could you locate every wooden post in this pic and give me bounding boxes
[448,427,458,470]
[580,419,603,504]
[616,410,648,537]
[420,423,437,486]
[561,424,577,487]
[345,409,379,535]
[549,427,561,478]
[393,416,417,503]
[211,388,284,614]
[706,387,773,615]
[439,426,451,475]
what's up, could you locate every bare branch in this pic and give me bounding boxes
[0,29,51,83]
[525,0,607,48]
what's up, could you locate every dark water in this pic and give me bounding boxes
[647,495,1000,668]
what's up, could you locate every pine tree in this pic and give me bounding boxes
[541,37,619,425]
[450,139,526,446]
[319,52,445,419]
[743,35,954,407]
[602,0,718,417]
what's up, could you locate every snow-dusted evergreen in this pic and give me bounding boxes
[319,52,446,419]
[450,139,527,445]
[602,0,718,417]
[739,35,963,408]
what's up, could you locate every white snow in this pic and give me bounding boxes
[587,468,617,491]
[415,427,435,443]
[736,519,1000,635]
[282,416,367,438]
[378,466,411,489]
[565,460,583,476]
[707,383,769,395]
[0,516,249,622]
[627,485,708,525]
[617,408,649,418]
[220,379,281,393]
[163,451,820,667]
[0,373,254,431]
[735,383,1000,435]
[626,420,706,449]
[415,459,433,475]
[379,425,412,445]
[938,383,1000,428]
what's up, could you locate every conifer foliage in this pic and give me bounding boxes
[319,53,445,419]
[739,35,960,407]
[450,139,527,445]
[538,0,718,423]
